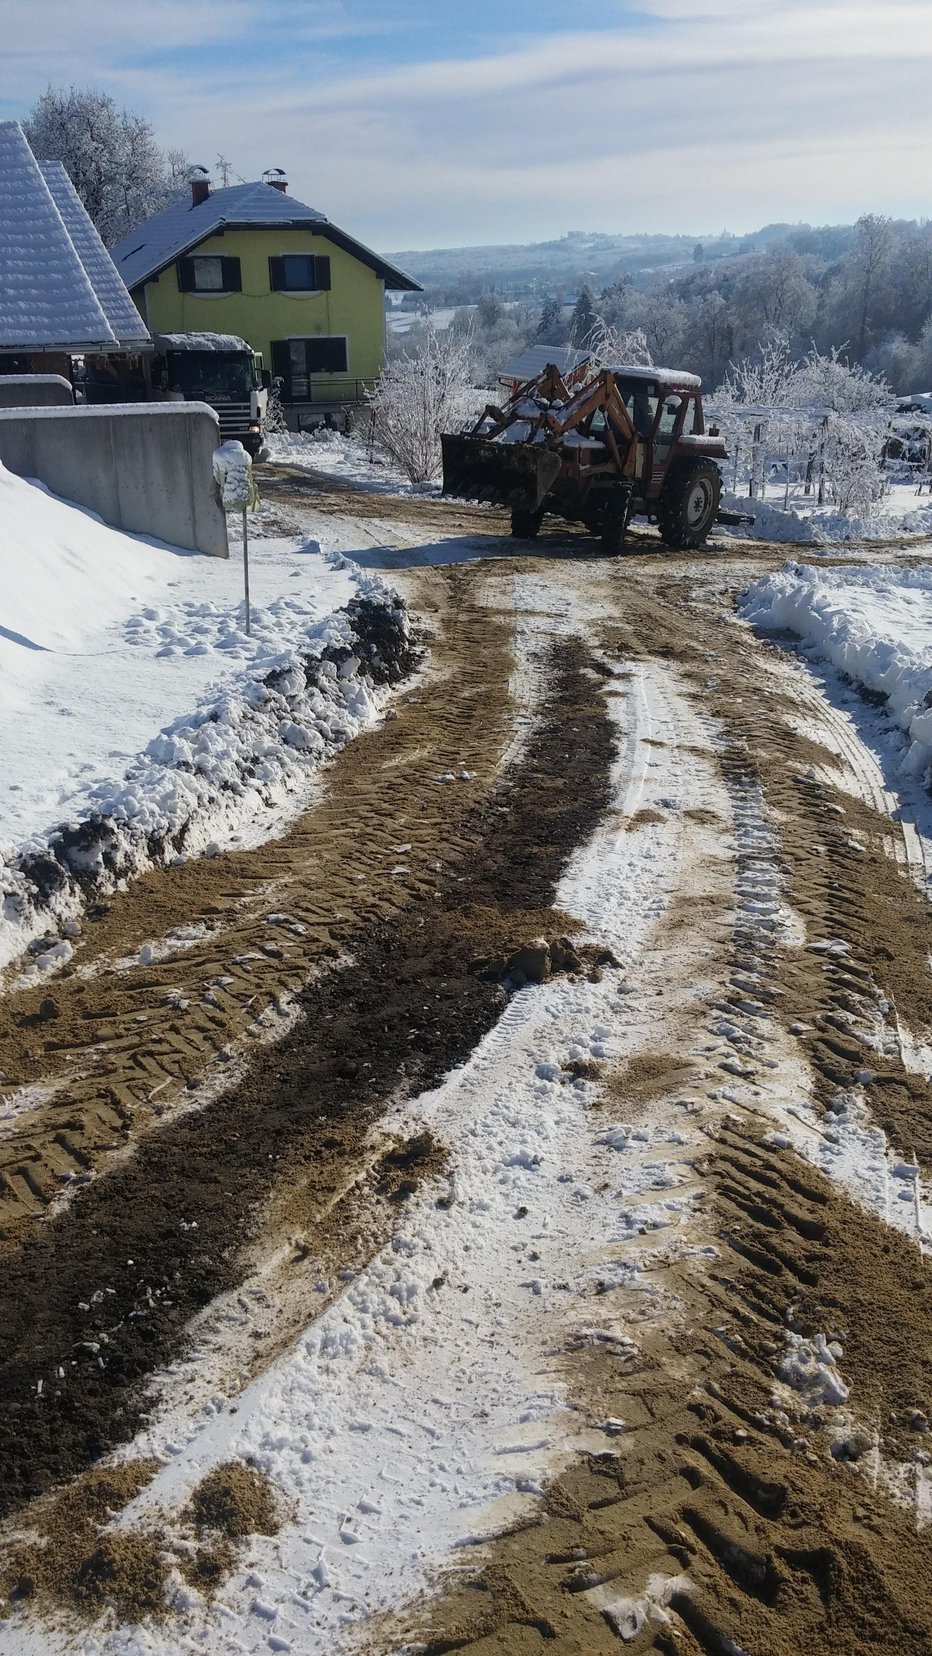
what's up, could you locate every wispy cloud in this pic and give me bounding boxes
[2,1,930,248]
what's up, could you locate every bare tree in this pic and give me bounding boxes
[23,85,188,244]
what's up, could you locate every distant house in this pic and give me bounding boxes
[111,173,421,427]
[0,122,150,379]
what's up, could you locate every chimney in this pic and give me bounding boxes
[269,178,288,193]
[263,167,288,193]
[189,167,211,207]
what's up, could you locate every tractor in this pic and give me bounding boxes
[441,360,750,551]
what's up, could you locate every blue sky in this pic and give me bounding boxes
[2,0,931,251]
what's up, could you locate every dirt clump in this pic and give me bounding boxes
[374,1131,449,1202]
[185,1461,281,1543]
[2,1459,167,1624]
[625,806,667,829]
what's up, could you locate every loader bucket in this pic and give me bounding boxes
[441,434,562,511]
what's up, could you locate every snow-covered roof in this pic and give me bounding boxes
[38,161,149,349]
[499,345,590,383]
[110,182,422,293]
[0,122,150,353]
[152,331,253,353]
[609,365,702,389]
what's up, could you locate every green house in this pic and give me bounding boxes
[110,172,420,426]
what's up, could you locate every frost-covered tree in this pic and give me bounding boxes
[367,323,480,483]
[588,318,653,370]
[23,85,188,244]
[571,284,597,347]
[537,295,568,346]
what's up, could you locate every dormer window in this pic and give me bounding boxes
[269,254,331,293]
[177,255,242,293]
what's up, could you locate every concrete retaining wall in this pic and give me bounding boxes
[0,403,228,558]
[0,374,74,407]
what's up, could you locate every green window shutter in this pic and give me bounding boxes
[269,256,285,292]
[221,256,242,292]
[177,257,197,292]
[315,256,331,292]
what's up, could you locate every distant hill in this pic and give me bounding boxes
[387,223,847,304]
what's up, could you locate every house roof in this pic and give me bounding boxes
[38,160,150,350]
[498,344,591,383]
[110,181,422,293]
[0,122,150,353]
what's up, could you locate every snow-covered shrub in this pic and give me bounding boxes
[821,415,888,513]
[264,379,288,436]
[589,318,653,370]
[367,323,480,483]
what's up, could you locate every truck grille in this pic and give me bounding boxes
[214,402,252,437]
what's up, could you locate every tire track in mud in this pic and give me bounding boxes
[0,567,514,1241]
[371,557,932,1656]
[0,636,617,1522]
[391,1126,932,1656]
[597,569,932,1167]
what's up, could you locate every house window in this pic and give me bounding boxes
[269,254,331,293]
[271,336,348,400]
[177,255,242,293]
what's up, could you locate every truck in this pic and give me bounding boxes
[84,332,272,457]
[147,333,271,456]
[442,359,751,551]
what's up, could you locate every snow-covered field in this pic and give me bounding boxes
[0,462,412,972]
[742,561,932,783]
[724,481,932,546]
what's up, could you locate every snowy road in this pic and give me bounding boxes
[2,482,932,1656]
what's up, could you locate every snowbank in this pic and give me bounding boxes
[741,562,932,782]
[266,427,441,497]
[0,462,420,972]
[722,485,932,546]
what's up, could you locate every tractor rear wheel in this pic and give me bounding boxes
[511,505,544,539]
[657,459,721,549]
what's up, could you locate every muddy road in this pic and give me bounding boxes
[1,479,932,1655]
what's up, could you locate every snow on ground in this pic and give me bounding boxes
[741,562,932,783]
[0,463,411,972]
[17,651,731,1656]
[266,427,440,498]
[723,481,932,545]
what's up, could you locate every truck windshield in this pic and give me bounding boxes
[167,351,258,398]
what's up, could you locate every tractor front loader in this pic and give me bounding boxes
[442,360,752,552]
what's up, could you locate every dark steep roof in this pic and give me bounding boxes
[110,181,421,293]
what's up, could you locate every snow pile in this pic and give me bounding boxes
[781,1331,850,1406]
[212,439,258,510]
[266,426,441,497]
[0,461,420,970]
[722,486,932,546]
[741,562,932,783]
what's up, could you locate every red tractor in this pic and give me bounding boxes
[442,360,748,551]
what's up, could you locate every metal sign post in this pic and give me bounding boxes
[242,506,251,635]
[212,440,258,639]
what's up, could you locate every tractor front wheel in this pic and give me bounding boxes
[600,487,633,554]
[657,459,721,550]
[511,505,544,539]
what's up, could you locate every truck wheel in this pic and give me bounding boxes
[657,459,721,549]
[600,488,632,554]
[511,505,543,538]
